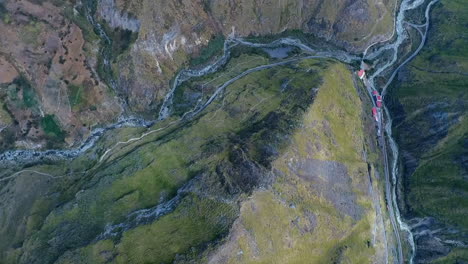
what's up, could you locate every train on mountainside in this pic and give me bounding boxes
[372,90,383,108]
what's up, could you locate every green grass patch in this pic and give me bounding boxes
[115,195,237,264]
[41,115,65,139]
[12,76,38,109]
[298,61,364,162]
[0,2,7,21]
[190,34,225,66]
[408,119,468,228]
[19,21,44,46]
[0,102,13,126]
[68,84,85,109]
[430,248,468,264]
[110,28,138,57]
[174,53,271,116]
[65,7,100,43]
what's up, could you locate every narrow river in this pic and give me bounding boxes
[365,0,440,263]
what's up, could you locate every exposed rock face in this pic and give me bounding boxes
[292,159,364,220]
[105,0,395,113]
[0,0,394,146]
[97,0,140,32]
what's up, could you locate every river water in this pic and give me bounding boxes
[366,1,440,263]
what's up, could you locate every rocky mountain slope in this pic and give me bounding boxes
[387,0,468,262]
[0,0,395,149]
[110,0,396,114]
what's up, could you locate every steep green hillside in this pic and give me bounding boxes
[205,63,388,263]
[388,0,468,262]
[0,47,387,263]
[0,50,314,262]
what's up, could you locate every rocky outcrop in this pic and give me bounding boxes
[97,0,140,32]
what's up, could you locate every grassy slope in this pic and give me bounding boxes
[388,0,468,261]
[1,52,330,263]
[204,63,384,263]
[0,102,12,126]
